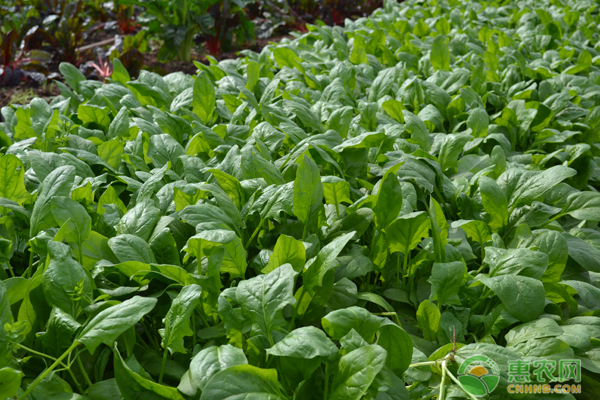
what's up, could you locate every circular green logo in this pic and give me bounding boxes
[458,355,500,397]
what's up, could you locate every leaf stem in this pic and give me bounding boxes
[6,261,15,277]
[199,310,210,328]
[16,343,58,362]
[444,364,479,400]
[288,289,306,331]
[301,220,308,241]
[78,240,84,266]
[24,249,34,278]
[192,313,197,350]
[408,360,438,368]
[480,242,485,263]
[15,343,84,394]
[158,346,168,384]
[543,212,564,227]
[135,334,152,351]
[76,353,93,389]
[18,341,79,400]
[323,362,329,400]
[403,251,409,288]
[245,219,264,250]
[141,320,160,349]
[396,252,401,289]
[439,359,448,400]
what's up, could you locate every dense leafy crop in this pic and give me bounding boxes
[2,0,600,399]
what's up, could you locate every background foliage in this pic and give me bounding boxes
[0,0,383,87]
[2,0,600,399]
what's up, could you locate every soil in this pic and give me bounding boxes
[0,34,293,108]
[0,82,61,108]
[141,35,294,75]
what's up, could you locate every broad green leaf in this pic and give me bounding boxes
[533,231,568,282]
[478,275,545,322]
[30,165,76,236]
[159,284,202,354]
[0,154,29,205]
[509,166,576,209]
[97,185,127,215]
[488,248,548,279]
[98,139,125,170]
[293,155,324,238]
[563,233,600,273]
[116,199,161,242]
[50,196,92,246]
[322,306,383,342]
[200,365,286,400]
[429,261,466,306]
[452,220,491,247]
[329,345,387,400]
[192,72,215,125]
[302,231,355,298]
[0,280,12,326]
[562,280,600,310]
[284,100,324,133]
[263,234,306,273]
[273,47,303,71]
[480,176,508,232]
[78,104,111,129]
[428,197,448,262]
[350,35,368,65]
[42,242,92,317]
[322,176,352,208]
[113,345,185,400]
[385,211,430,255]
[467,108,489,137]
[208,169,245,209]
[184,345,247,394]
[267,326,338,359]
[373,171,403,229]
[184,230,247,278]
[0,368,23,400]
[438,134,471,172]
[59,62,86,92]
[107,107,130,139]
[112,58,131,85]
[416,300,440,342]
[504,318,563,346]
[147,134,184,171]
[39,307,81,357]
[382,99,405,123]
[431,36,450,71]
[245,61,260,91]
[180,204,239,233]
[563,191,600,220]
[78,296,157,354]
[376,320,413,376]
[111,261,198,286]
[402,111,430,151]
[241,144,285,185]
[109,234,156,264]
[236,264,297,345]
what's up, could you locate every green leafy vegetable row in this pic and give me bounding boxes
[2,0,600,399]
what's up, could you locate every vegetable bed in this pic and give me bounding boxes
[2,0,600,399]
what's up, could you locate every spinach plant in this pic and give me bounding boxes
[1,0,600,399]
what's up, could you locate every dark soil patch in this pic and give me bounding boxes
[0,81,60,108]
[0,34,293,107]
[82,25,116,48]
[142,35,293,75]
